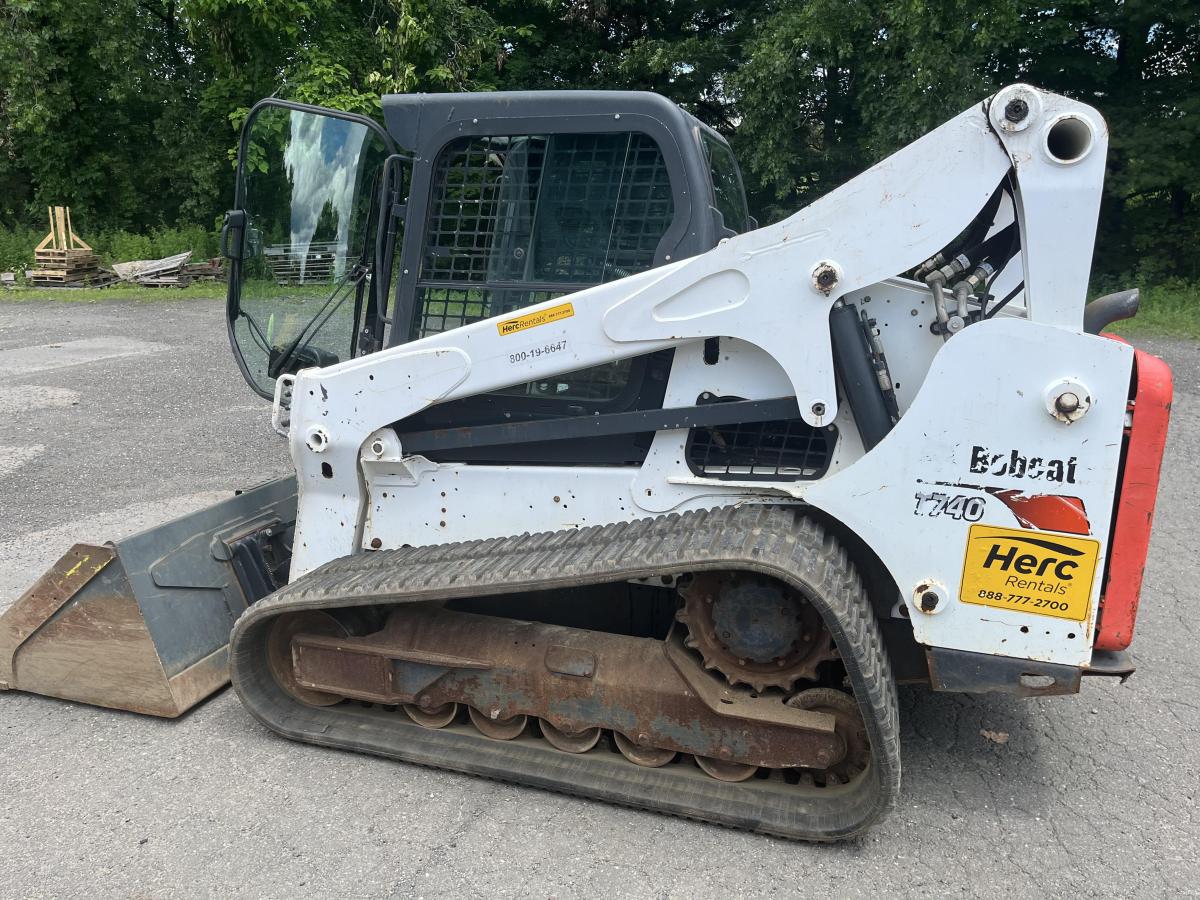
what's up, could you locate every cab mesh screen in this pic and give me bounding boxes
[414,132,672,335]
[413,132,673,402]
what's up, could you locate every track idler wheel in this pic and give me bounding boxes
[404,702,459,728]
[613,732,676,768]
[265,611,348,707]
[540,721,602,753]
[787,687,870,783]
[468,706,528,740]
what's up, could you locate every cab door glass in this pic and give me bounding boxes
[701,131,750,234]
[230,104,390,396]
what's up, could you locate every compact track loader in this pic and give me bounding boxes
[1,85,1172,840]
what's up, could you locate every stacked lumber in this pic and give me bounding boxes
[111,252,225,287]
[29,207,117,287]
[25,208,225,290]
[182,257,225,282]
[112,250,193,286]
[263,241,348,284]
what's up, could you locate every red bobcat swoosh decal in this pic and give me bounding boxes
[985,488,1090,535]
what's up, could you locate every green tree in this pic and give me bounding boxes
[0,0,1194,280]
[495,1,761,132]
[0,0,224,231]
[731,0,1197,278]
[370,0,509,94]
[1009,1,1200,279]
[732,0,1024,221]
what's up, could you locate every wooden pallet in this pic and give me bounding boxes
[31,271,121,289]
[263,242,347,284]
[35,264,101,280]
[31,207,105,285]
[31,269,98,281]
[29,268,119,288]
[183,259,225,281]
[34,248,98,263]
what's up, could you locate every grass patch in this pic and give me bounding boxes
[1106,281,1200,341]
[0,224,219,274]
[4,274,1195,343]
[1,276,349,305]
[1,283,224,303]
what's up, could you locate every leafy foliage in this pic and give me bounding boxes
[370,0,511,94]
[0,225,42,272]
[0,0,1195,281]
[0,223,218,273]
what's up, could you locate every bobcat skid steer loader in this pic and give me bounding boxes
[1,85,1172,840]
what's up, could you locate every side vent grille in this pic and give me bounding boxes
[686,398,836,480]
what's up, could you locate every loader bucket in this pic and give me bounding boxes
[0,477,296,717]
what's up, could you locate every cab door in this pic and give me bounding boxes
[223,101,396,398]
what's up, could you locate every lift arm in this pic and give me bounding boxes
[280,84,1108,578]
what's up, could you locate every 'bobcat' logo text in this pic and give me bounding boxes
[969,445,1077,484]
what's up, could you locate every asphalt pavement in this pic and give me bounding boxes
[0,297,1196,898]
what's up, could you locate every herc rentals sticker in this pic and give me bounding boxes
[959,524,1099,621]
[496,302,574,336]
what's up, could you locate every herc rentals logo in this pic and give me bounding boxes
[496,302,574,336]
[959,524,1100,621]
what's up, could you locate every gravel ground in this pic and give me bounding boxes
[0,297,1196,898]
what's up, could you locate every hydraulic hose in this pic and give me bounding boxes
[829,301,894,451]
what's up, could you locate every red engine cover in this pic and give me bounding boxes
[1095,342,1173,650]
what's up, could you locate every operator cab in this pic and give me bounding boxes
[222,91,752,423]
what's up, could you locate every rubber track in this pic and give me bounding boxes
[229,505,901,841]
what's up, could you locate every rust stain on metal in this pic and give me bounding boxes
[1,542,230,716]
[0,543,115,688]
[288,605,845,770]
[812,262,840,296]
[544,645,595,677]
[676,572,838,692]
[8,590,183,716]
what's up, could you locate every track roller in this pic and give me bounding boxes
[230,506,902,841]
[540,721,602,753]
[695,756,759,782]
[469,707,528,740]
[613,732,676,768]
[404,702,459,728]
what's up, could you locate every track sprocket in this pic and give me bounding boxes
[676,572,839,692]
